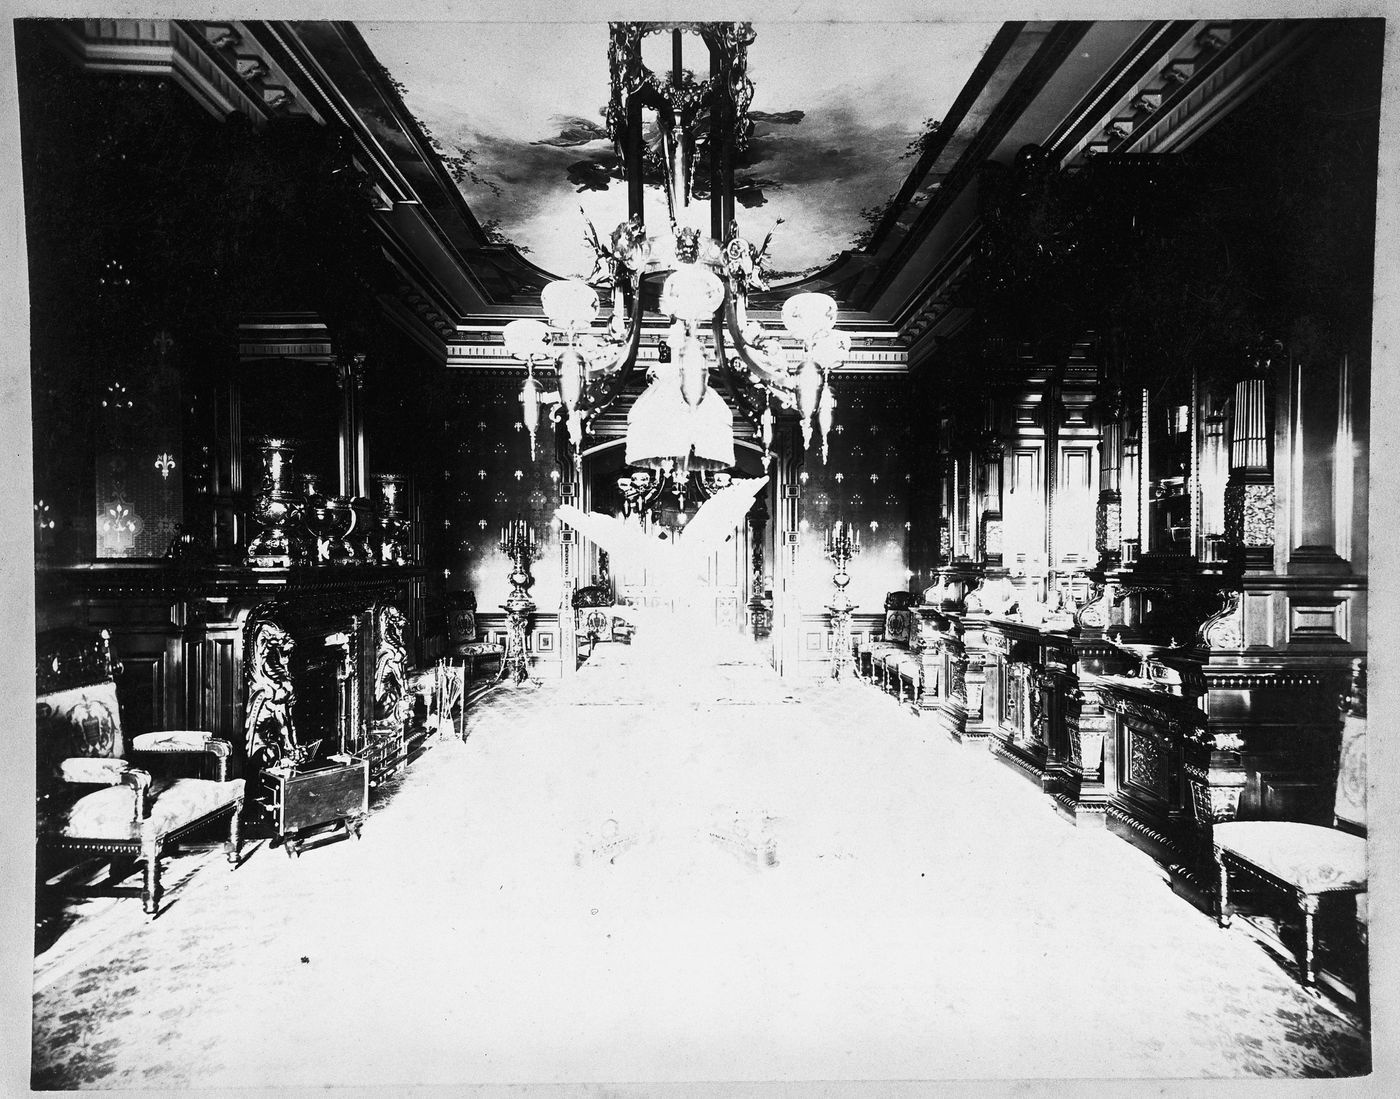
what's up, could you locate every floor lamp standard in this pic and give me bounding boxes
[826,520,860,679]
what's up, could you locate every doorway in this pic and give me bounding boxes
[577,440,770,633]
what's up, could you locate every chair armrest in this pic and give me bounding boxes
[121,767,153,820]
[59,756,133,786]
[131,731,233,781]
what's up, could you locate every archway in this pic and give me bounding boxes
[576,438,770,633]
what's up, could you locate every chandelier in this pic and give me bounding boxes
[501,22,849,494]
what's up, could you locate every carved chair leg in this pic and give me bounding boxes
[141,839,161,916]
[1300,893,1319,985]
[1214,848,1231,927]
[227,799,243,866]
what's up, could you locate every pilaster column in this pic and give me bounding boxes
[1224,340,1278,570]
[1096,392,1123,568]
[336,352,367,498]
[979,436,1005,567]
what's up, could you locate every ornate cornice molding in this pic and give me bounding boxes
[445,329,908,373]
[238,316,334,364]
[1057,21,1313,165]
[890,19,1320,352]
[54,19,317,124]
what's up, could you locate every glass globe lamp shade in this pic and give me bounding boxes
[659,266,725,322]
[503,319,551,361]
[541,279,599,332]
[812,330,851,370]
[781,292,838,343]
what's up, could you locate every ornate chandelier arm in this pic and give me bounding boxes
[575,281,646,414]
[723,292,797,404]
[710,315,766,418]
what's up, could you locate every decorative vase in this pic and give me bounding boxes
[373,473,411,565]
[246,437,299,567]
[299,473,334,565]
[350,496,375,564]
[326,495,358,565]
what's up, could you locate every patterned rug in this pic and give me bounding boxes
[30,669,1369,1088]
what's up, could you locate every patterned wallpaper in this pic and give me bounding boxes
[442,370,913,615]
[792,375,912,610]
[442,370,570,611]
[93,342,184,559]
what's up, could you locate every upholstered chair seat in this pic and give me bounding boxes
[853,593,924,704]
[36,629,245,916]
[1214,666,1367,986]
[896,653,924,704]
[59,776,245,843]
[862,597,918,687]
[1212,821,1365,894]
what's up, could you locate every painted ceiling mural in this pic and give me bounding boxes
[359,21,1000,283]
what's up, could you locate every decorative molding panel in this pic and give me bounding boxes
[1287,597,1349,646]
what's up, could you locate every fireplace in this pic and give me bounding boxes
[243,594,409,785]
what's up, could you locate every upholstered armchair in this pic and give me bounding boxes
[36,629,244,916]
[858,591,918,691]
[573,584,636,651]
[446,590,505,680]
[1214,660,1367,985]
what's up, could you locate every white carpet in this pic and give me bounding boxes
[31,646,1369,1087]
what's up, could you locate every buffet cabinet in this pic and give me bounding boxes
[984,621,1052,786]
[981,620,1135,824]
[1097,676,1212,873]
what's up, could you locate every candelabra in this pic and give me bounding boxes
[825,520,861,679]
[497,519,541,685]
